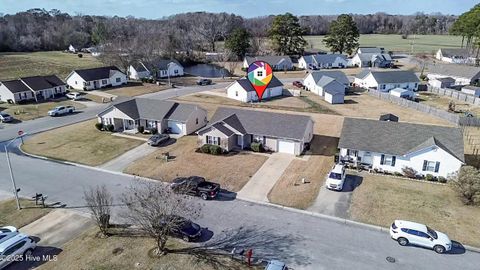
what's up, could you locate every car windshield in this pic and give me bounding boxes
[329,172,342,180]
[426,226,438,239]
[0,113,9,117]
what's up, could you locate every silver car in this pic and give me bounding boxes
[0,112,13,123]
[147,134,170,146]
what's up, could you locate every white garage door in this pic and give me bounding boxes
[278,140,296,154]
[168,121,183,134]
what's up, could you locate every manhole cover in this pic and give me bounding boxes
[386,256,396,263]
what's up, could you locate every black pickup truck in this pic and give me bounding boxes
[170,176,220,200]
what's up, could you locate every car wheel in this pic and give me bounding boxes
[397,237,409,246]
[200,193,208,200]
[23,249,33,257]
[434,245,446,254]
[182,235,190,242]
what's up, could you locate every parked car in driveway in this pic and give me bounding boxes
[66,92,82,100]
[0,233,37,268]
[171,176,220,200]
[197,78,212,86]
[325,164,346,191]
[0,112,13,123]
[48,105,75,116]
[147,134,170,146]
[0,226,18,244]
[390,220,452,254]
[292,81,304,88]
[265,260,287,270]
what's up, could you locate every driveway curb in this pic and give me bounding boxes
[17,147,480,254]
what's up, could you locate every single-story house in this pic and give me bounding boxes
[97,98,207,136]
[428,77,456,89]
[0,75,66,103]
[435,48,476,64]
[354,70,420,91]
[226,76,284,102]
[298,54,348,69]
[351,47,392,68]
[197,107,314,155]
[303,71,350,97]
[66,66,127,90]
[128,59,184,80]
[461,85,480,97]
[243,56,293,71]
[338,118,464,178]
[390,88,415,99]
[426,64,480,86]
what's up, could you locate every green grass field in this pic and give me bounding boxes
[0,51,103,81]
[306,34,463,54]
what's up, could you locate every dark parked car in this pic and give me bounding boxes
[0,112,13,123]
[292,81,304,88]
[162,215,202,242]
[147,134,170,146]
[170,176,220,200]
[197,78,212,86]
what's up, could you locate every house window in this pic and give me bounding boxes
[174,69,179,74]
[101,79,107,84]
[206,136,220,145]
[235,91,238,97]
[380,154,396,166]
[257,71,263,77]
[116,78,121,83]
[146,120,157,129]
[253,135,264,143]
[380,84,386,90]
[75,81,78,85]
[195,118,199,125]
[423,160,440,172]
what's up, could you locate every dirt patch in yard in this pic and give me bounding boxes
[350,173,480,247]
[22,120,144,166]
[125,136,268,192]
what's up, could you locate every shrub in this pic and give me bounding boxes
[150,128,158,134]
[77,53,83,58]
[402,166,417,178]
[95,122,103,131]
[438,176,447,183]
[137,126,145,134]
[449,166,480,205]
[425,174,435,181]
[419,74,427,81]
[200,144,211,154]
[394,172,403,177]
[106,124,114,132]
[209,145,222,155]
[250,142,264,152]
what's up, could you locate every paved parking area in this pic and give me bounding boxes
[307,174,363,218]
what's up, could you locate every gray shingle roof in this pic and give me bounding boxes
[73,66,122,81]
[1,80,31,93]
[439,48,470,58]
[308,71,350,86]
[357,70,420,84]
[21,75,65,91]
[235,76,284,92]
[338,118,464,162]
[358,47,384,54]
[205,107,312,141]
[426,64,480,80]
[304,54,347,65]
[245,56,292,67]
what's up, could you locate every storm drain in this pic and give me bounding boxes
[386,256,396,263]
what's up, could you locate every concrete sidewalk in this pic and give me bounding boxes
[237,153,294,202]
[99,143,157,172]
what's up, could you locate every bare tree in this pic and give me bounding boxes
[84,184,113,236]
[121,182,202,255]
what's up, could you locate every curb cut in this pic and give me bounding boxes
[16,146,480,254]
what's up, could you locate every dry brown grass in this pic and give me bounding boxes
[22,120,144,166]
[0,100,86,122]
[38,227,256,270]
[268,135,338,209]
[104,83,170,97]
[125,136,268,192]
[417,92,480,117]
[0,199,52,229]
[350,173,480,247]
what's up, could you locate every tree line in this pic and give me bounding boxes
[0,8,459,53]
[450,3,480,58]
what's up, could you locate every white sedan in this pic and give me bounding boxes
[66,92,82,100]
[390,220,452,254]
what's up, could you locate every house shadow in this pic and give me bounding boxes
[307,135,339,156]
[341,174,363,192]
[343,99,358,104]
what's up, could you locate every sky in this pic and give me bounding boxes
[0,0,477,18]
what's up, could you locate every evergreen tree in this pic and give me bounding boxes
[323,14,359,54]
[224,27,251,59]
[269,13,307,55]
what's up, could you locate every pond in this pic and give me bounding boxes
[184,64,232,78]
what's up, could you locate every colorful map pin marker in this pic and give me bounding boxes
[247,61,273,102]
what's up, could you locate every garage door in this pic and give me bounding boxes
[278,140,296,154]
[168,121,183,134]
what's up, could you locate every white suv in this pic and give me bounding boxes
[0,233,37,268]
[390,220,452,254]
[325,164,346,191]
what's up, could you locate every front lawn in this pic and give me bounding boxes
[21,120,144,166]
[0,199,51,229]
[104,82,171,97]
[350,173,480,247]
[0,100,86,122]
[125,136,268,192]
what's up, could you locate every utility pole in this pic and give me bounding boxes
[4,135,24,210]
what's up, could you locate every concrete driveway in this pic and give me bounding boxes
[100,142,157,172]
[237,153,294,202]
[308,174,363,218]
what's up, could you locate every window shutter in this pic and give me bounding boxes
[380,154,385,165]
[434,162,440,173]
[391,156,396,166]
[422,160,427,171]
[346,149,350,156]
